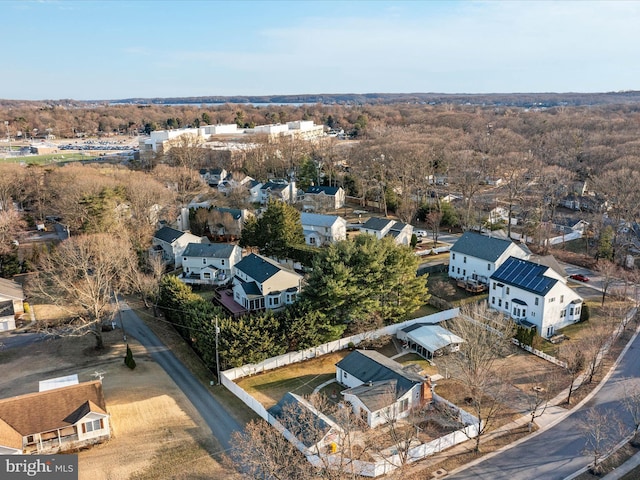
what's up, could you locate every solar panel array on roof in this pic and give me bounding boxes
[490,257,557,295]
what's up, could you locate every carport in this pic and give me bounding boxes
[397,324,464,360]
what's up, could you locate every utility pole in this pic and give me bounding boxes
[215,316,221,385]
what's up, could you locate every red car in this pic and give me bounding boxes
[570,274,590,282]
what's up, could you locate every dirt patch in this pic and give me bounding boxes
[0,323,236,480]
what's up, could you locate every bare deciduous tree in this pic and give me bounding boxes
[441,303,515,452]
[27,234,133,349]
[580,408,629,475]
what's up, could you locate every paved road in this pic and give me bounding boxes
[119,304,243,452]
[447,327,640,480]
[0,331,47,350]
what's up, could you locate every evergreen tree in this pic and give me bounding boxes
[239,199,304,258]
[124,343,136,369]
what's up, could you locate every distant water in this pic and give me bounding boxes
[110,102,313,107]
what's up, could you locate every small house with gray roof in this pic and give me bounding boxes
[232,253,302,312]
[448,232,530,285]
[360,217,413,246]
[300,212,347,246]
[0,278,25,332]
[151,226,207,268]
[336,350,431,428]
[490,256,583,338]
[303,185,345,211]
[180,242,242,286]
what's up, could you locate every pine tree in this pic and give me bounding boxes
[124,343,136,369]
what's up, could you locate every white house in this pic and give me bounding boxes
[303,186,346,211]
[151,226,207,267]
[180,243,242,286]
[0,278,25,332]
[335,350,431,428]
[232,253,303,312]
[260,180,296,204]
[247,180,264,203]
[0,380,110,454]
[199,168,227,187]
[360,217,414,246]
[448,232,530,285]
[489,256,584,338]
[300,212,347,246]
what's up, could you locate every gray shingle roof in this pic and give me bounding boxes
[305,186,341,195]
[234,253,283,283]
[490,256,557,295]
[182,242,236,258]
[153,226,186,244]
[0,278,24,300]
[342,380,398,411]
[362,217,394,232]
[336,350,424,399]
[450,232,517,262]
[211,207,242,220]
[300,212,341,227]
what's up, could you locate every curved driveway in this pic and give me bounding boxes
[447,326,640,480]
[120,305,242,452]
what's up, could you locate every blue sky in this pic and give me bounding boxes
[2,0,639,100]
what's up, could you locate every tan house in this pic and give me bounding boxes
[0,381,110,454]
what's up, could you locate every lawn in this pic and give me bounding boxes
[0,152,89,165]
[394,353,439,376]
[236,351,350,409]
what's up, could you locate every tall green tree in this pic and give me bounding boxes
[302,235,428,326]
[240,199,304,258]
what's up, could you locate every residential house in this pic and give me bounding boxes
[397,323,464,360]
[0,381,110,454]
[232,253,302,312]
[489,256,583,338]
[336,350,431,428]
[248,180,264,204]
[302,186,345,211]
[260,180,296,204]
[199,168,227,187]
[448,232,530,285]
[181,243,242,286]
[217,174,254,196]
[360,217,413,246]
[151,226,207,267]
[267,392,342,454]
[300,212,347,246]
[0,278,25,332]
[208,207,253,237]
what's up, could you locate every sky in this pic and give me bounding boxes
[2,0,640,100]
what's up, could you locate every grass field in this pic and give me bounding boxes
[0,152,91,165]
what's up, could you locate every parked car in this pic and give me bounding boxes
[569,274,590,282]
[414,229,428,238]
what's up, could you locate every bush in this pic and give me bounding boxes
[124,344,136,370]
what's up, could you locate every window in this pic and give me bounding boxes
[549,297,555,303]
[203,272,211,279]
[183,257,187,262]
[505,301,509,310]
[491,296,495,304]
[399,398,409,412]
[535,297,539,306]
[202,258,207,264]
[506,287,510,294]
[452,253,456,260]
[450,265,454,272]
[343,372,348,379]
[221,259,225,265]
[84,419,102,433]
[26,435,35,444]
[488,263,491,271]
[493,283,496,290]
[498,299,502,307]
[464,256,467,263]
[560,295,564,303]
[463,269,466,276]
[457,267,460,274]
[570,307,574,315]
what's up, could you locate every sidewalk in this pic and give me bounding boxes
[602,450,640,479]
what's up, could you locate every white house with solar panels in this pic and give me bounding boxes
[448,232,530,285]
[489,257,583,338]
